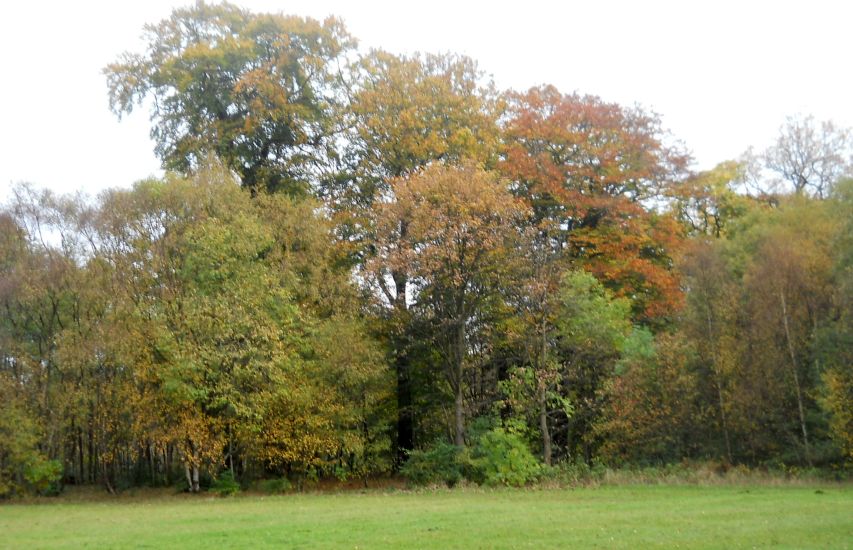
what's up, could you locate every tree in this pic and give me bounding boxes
[105,1,355,194]
[818,179,853,461]
[554,270,634,462]
[90,168,389,489]
[499,85,689,322]
[499,220,566,465]
[332,51,499,462]
[765,114,852,198]
[372,163,527,446]
[670,161,755,238]
[595,332,701,465]
[735,197,838,465]
[0,166,391,493]
[679,239,741,462]
[328,50,499,222]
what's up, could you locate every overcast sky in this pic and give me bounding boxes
[1,0,851,201]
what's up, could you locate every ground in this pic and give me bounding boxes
[1,485,851,548]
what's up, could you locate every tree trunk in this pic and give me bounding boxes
[454,385,465,447]
[184,463,192,492]
[539,389,552,466]
[77,426,84,484]
[192,465,200,493]
[453,320,465,447]
[706,308,733,463]
[392,268,414,467]
[779,290,811,466]
[539,323,552,466]
[185,440,201,493]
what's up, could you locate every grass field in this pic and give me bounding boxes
[1,485,851,549]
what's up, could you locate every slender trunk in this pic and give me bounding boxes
[706,308,733,463]
[779,290,811,466]
[539,322,552,466]
[185,440,200,493]
[87,420,95,484]
[453,320,465,447]
[394,347,413,464]
[539,389,552,466]
[184,463,192,492]
[454,386,465,447]
[392,268,414,466]
[103,465,116,495]
[227,425,235,478]
[165,446,173,486]
[77,426,84,484]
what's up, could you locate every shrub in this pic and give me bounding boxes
[256,477,292,494]
[209,471,240,496]
[24,457,63,496]
[468,428,541,487]
[401,442,464,487]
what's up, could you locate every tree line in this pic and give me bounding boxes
[2,1,852,495]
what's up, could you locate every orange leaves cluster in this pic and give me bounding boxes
[499,85,690,321]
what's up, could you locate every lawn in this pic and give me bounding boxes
[1,485,851,549]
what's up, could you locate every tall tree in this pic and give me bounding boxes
[764,114,852,198]
[679,239,741,462]
[372,163,527,446]
[499,85,690,322]
[334,51,499,462]
[105,1,355,194]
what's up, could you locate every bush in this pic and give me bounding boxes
[209,471,240,496]
[24,457,63,496]
[256,477,292,494]
[468,428,541,487]
[401,442,464,487]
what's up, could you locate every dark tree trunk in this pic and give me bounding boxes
[395,348,414,465]
[392,267,414,467]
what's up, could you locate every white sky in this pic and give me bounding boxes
[1,0,851,202]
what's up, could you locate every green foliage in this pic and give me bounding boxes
[0,390,61,497]
[557,270,632,354]
[105,1,355,194]
[400,442,464,487]
[401,419,541,488]
[615,327,656,375]
[209,471,240,497]
[467,428,541,487]
[255,477,293,494]
[24,457,63,496]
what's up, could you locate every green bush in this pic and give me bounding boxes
[24,457,63,496]
[256,477,292,494]
[209,471,240,496]
[401,442,465,487]
[468,428,541,487]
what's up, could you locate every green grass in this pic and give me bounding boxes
[1,485,851,549]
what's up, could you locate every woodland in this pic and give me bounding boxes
[1,1,852,496]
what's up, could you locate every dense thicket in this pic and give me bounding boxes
[2,2,852,495]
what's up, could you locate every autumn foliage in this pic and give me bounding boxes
[2,1,853,497]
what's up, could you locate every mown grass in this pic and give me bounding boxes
[1,485,850,549]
